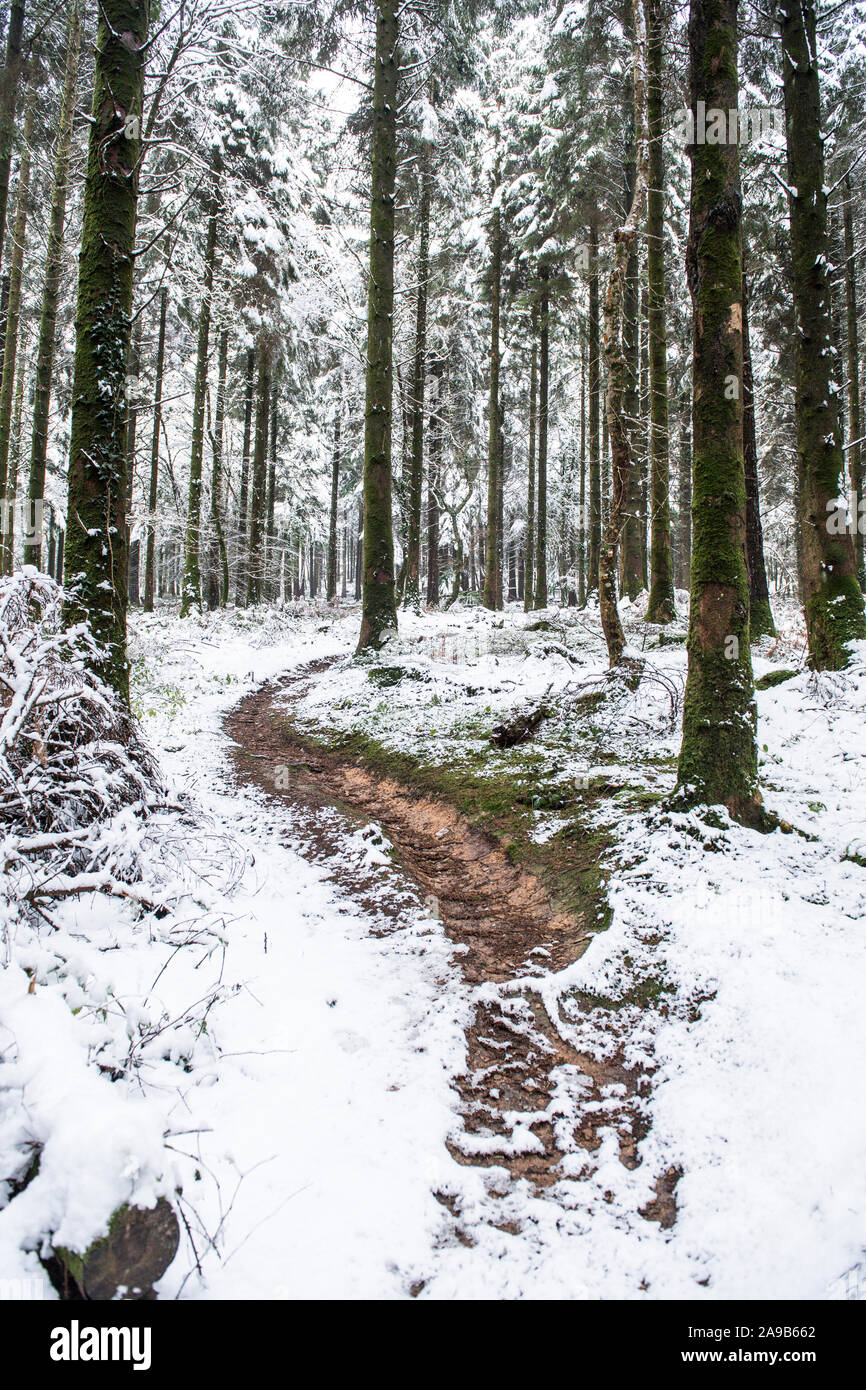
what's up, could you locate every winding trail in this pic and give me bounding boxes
[224,661,676,1255]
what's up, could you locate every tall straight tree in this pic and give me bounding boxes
[403,146,431,608]
[534,267,549,608]
[0,83,33,575]
[246,338,271,605]
[63,0,149,700]
[327,409,341,601]
[234,344,255,605]
[644,0,675,623]
[483,197,502,610]
[676,0,757,817]
[587,218,601,597]
[180,182,218,616]
[206,326,229,609]
[24,1,82,570]
[742,263,775,638]
[842,174,864,589]
[143,284,167,612]
[599,0,648,665]
[524,308,537,611]
[0,0,25,276]
[356,0,399,652]
[779,0,865,667]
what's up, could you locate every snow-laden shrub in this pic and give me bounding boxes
[0,571,171,915]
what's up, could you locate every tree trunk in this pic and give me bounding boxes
[143,285,167,612]
[588,219,601,596]
[842,173,864,589]
[644,0,676,623]
[62,0,149,698]
[426,356,441,605]
[742,263,775,638]
[246,339,271,605]
[676,386,691,589]
[180,183,218,616]
[619,87,644,603]
[483,201,502,611]
[599,1,648,666]
[534,268,549,608]
[234,345,255,605]
[779,0,865,667]
[676,0,758,817]
[578,343,587,606]
[265,383,277,598]
[0,0,25,278]
[24,1,81,570]
[524,309,537,610]
[327,412,340,601]
[356,0,399,652]
[0,84,33,575]
[404,148,431,608]
[206,326,229,609]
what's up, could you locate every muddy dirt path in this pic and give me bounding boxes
[224,661,675,1249]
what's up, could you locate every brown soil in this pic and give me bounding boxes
[223,660,674,1249]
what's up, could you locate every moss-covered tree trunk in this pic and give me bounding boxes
[676,385,691,587]
[143,285,166,613]
[426,355,442,605]
[62,0,149,700]
[524,310,537,611]
[842,173,864,589]
[403,148,431,609]
[578,343,587,606]
[676,0,758,817]
[483,201,502,611]
[246,338,271,605]
[619,94,644,604]
[206,326,229,610]
[0,86,33,575]
[779,0,865,666]
[0,0,25,278]
[265,383,277,599]
[587,219,601,597]
[599,0,647,666]
[327,411,341,601]
[24,2,81,570]
[180,185,218,617]
[356,0,398,652]
[743,264,775,638]
[644,0,675,624]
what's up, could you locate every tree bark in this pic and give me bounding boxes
[779,0,864,667]
[644,0,676,623]
[524,308,537,611]
[143,285,167,612]
[426,356,442,605]
[534,270,550,608]
[742,263,775,638]
[24,1,81,570]
[483,200,502,610]
[676,0,758,817]
[180,182,218,616]
[0,84,33,575]
[403,147,431,608]
[0,0,25,278]
[234,344,255,605]
[63,0,149,699]
[842,173,864,589]
[327,411,340,601]
[246,338,271,604]
[599,0,648,666]
[676,385,691,588]
[587,219,601,596]
[356,0,399,652]
[206,326,229,609]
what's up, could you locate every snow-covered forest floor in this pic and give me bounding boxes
[2,594,865,1299]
